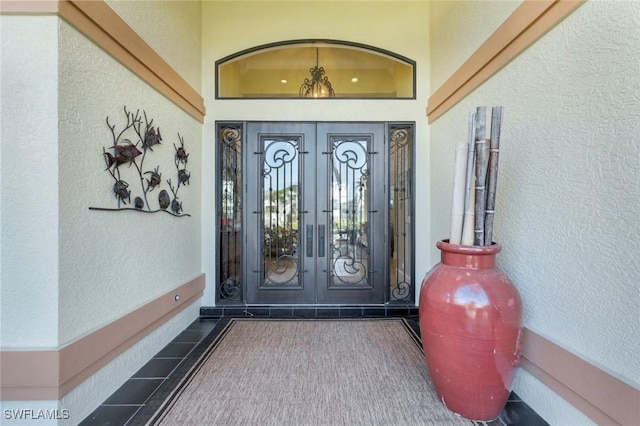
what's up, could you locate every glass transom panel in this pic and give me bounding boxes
[217,41,415,99]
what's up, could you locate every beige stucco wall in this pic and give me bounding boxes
[1,15,60,348]
[429,1,640,423]
[57,18,202,346]
[56,5,204,419]
[106,0,203,92]
[429,0,520,91]
[201,1,432,303]
[1,2,204,422]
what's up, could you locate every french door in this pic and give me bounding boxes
[245,122,387,304]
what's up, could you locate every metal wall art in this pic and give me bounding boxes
[89,107,191,217]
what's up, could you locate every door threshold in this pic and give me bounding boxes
[200,304,418,319]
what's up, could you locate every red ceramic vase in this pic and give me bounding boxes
[419,240,522,421]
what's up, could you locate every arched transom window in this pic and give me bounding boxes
[216,40,416,99]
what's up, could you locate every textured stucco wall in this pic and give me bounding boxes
[429,0,520,91]
[429,1,640,423]
[0,16,60,348]
[105,0,203,91]
[57,18,203,346]
[1,3,203,422]
[201,1,431,303]
[55,0,204,417]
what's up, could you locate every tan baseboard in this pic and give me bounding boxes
[522,328,639,426]
[0,274,205,401]
[0,1,58,13]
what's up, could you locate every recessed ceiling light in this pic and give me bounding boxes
[351,77,359,83]
[281,79,288,84]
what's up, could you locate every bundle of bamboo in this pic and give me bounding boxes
[449,106,503,246]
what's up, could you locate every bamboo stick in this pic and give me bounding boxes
[449,141,468,244]
[474,138,489,245]
[484,106,503,245]
[461,162,475,245]
[460,112,476,245]
[473,107,487,246]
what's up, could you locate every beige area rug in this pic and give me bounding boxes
[146,318,476,426]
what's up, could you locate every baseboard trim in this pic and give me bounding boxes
[0,274,205,401]
[521,328,639,426]
[0,1,58,13]
[427,0,584,123]
[0,0,206,123]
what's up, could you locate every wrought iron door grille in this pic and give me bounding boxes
[261,137,302,288]
[216,122,415,305]
[218,125,243,301]
[329,136,371,287]
[389,126,413,302]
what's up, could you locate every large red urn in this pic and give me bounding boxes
[419,240,522,421]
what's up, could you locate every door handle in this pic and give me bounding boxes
[318,225,325,257]
[306,225,313,257]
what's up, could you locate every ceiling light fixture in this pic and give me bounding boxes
[299,47,335,98]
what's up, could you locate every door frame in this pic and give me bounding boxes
[215,120,416,306]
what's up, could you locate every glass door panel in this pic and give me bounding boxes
[329,138,370,286]
[262,137,300,287]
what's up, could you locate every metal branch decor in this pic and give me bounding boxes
[89,106,191,217]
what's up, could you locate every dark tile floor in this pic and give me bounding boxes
[80,308,549,426]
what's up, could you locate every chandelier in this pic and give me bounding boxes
[299,48,335,98]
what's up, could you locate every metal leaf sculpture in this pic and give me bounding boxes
[89,106,191,217]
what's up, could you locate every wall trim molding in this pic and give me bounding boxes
[426,0,584,123]
[0,1,58,13]
[0,0,206,123]
[521,329,639,426]
[0,274,205,401]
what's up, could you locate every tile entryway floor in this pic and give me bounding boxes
[81,311,549,426]
[80,319,218,425]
